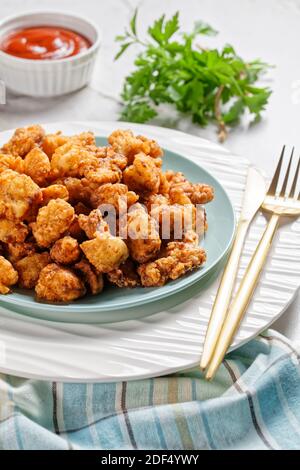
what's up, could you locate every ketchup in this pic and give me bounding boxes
[0,26,92,60]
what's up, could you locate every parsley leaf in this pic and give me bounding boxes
[115,10,272,141]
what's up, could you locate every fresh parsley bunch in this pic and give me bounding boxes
[115,10,271,141]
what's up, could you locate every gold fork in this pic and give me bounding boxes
[205,146,300,380]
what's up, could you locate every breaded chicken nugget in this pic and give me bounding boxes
[32,199,74,247]
[51,143,99,178]
[166,171,214,205]
[57,177,91,204]
[138,242,206,287]
[15,252,51,289]
[0,218,28,243]
[126,204,161,263]
[123,153,161,194]
[0,153,24,174]
[6,241,36,263]
[2,125,45,157]
[81,233,129,273]
[90,183,139,212]
[50,236,80,265]
[23,147,51,186]
[42,132,69,158]
[78,209,109,239]
[41,184,69,206]
[0,170,42,220]
[74,259,103,295]
[0,255,18,294]
[108,129,163,164]
[35,263,86,302]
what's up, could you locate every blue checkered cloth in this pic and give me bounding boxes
[0,329,299,450]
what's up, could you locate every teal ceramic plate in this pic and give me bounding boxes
[0,137,235,321]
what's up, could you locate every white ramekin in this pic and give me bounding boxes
[0,11,101,97]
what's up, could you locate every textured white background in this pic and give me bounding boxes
[0,0,299,340]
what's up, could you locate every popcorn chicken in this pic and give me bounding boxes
[138,242,206,287]
[15,252,51,289]
[41,184,69,206]
[50,236,80,265]
[0,170,42,220]
[78,209,109,239]
[80,233,129,273]
[23,147,51,186]
[0,126,214,300]
[2,125,45,157]
[51,177,89,205]
[31,199,74,247]
[74,259,103,295]
[0,218,28,243]
[126,204,161,263]
[51,143,99,178]
[108,129,163,164]
[0,256,18,294]
[90,183,139,212]
[35,263,86,302]
[42,132,69,158]
[166,171,214,204]
[107,259,140,288]
[0,153,24,174]
[6,241,36,264]
[123,153,161,194]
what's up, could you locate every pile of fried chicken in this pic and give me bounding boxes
[0,125,214,303]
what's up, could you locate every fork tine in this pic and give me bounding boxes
[279,147,294,197]
[267,146,285,196]
[288,156,300,199]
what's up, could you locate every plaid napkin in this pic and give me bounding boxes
[0,329,299,450]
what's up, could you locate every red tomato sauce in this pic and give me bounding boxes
[0,26,92,60]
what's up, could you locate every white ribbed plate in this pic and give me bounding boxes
[0,121,299,382]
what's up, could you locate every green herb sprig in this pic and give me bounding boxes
[115,10,271,141]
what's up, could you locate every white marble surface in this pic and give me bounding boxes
[0,0,299,340]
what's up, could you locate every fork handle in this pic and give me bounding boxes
[206,213,280,379]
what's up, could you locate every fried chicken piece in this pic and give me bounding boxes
[23,147,51,186]
[108,129,163,164]
[71,131,95,147]
[78,209,109,239]
[42,132,69,158]
[0,218,28,243]
[153,203,196,240]
[41,184,69,206]
[83,167,122,187]
[50,143,99,178]
[126,204,161,263]
[74,259,103,295]
[107,259,139,288]
[6,241,36,263]
[123,153,161,194]
[0,153,24,174]
[2,125,45,157]
[81,233,129,273]
[0,170,42,221]
[57,177,91,204]
[50,236,80,265]
[90,183,139,213]
[0,256,18,294]
[138,242,206,287]
[15,252,51,289]
[31,199,75,247]
[166,171,214,205]
[35,263,86,302]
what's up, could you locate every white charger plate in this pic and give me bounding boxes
[0,121,299,382]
